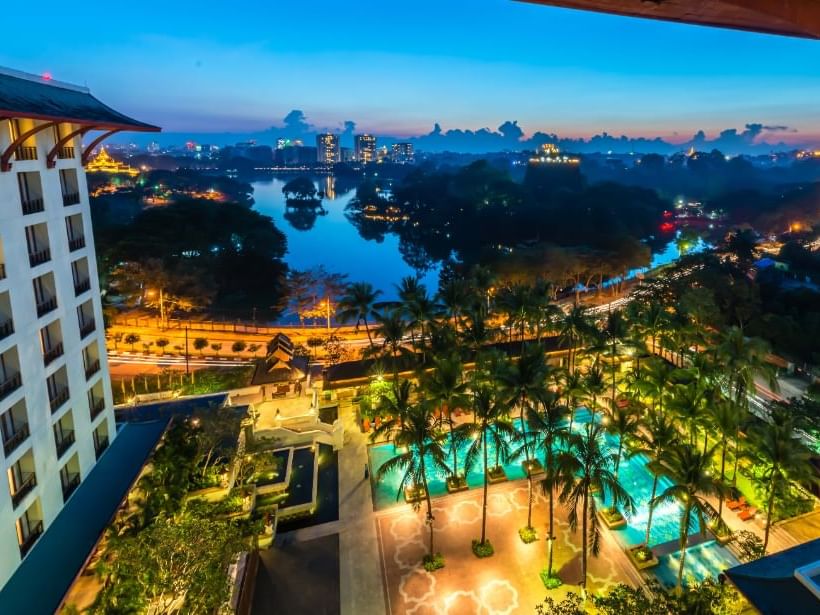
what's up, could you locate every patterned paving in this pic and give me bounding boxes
[376,482,633,614]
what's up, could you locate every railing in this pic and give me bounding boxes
[62,191,80,207]
[18,520,43,557]
[49,386,69,413]
[0,372,22,401]
[36,296,57,317]
[43,342,64,366]
[3,423,30,456]
[68,236,86,251]
[55,429,75,458]
[21,197,44,215]
[89,397,105,421]
[0,263,5,280]
[79,318,96,338]
[29,248,51,267]
[58,147,75,160]
[15,146,37,161]
[94,435,110,460]
[74,278,91,296]
[85,359,100,380]
[0,318,13,341]
[11,472,37,508]
[61,472,81,502]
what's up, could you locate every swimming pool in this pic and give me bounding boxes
[655,540,740,588]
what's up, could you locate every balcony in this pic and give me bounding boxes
[0,318,13,341]
[79,319,96,338]
[62,192,80,207]
[21,197,44,215]
[0,263,5,280]
[58,146,75,160]
[11,472,37,508]
[28,248,51,268]
[0,372,22,401]
[74,278,91,296]
[85,359,100,380]
[43,342,64,367]
[61,472,81,502]
[55,429,75,458]
[15,146,37,161]
[3,423,30,456]
[68,236,86,251]
[36,297,57,317]
[18,520,43,557]
[49,387,69,413]
[94,435,109,460]
[89,397,105,421]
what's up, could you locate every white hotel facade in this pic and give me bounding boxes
[0,67,158,587]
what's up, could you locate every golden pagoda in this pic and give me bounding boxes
[85,147,139,176]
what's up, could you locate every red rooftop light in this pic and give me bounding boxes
[41,72,52,81]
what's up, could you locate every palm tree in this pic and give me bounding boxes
[711,398,742,518]
[376,379,416,431]
[373,400,450,565]
[374,309,409,382]
[558,424,633,592]
[337,282,382,348]
[604,402,639,479]
[460,308,498,359]
[424,355,469,485]
[602,310,628,402]
[500,344,548,530]
[437,278,471,332]
[405,291,439,359]
[629,409,678,549]
[668,379,711,447]
[495,283,533,346]
[750,407,814,553]
[562,370,585,433]
[638,357,677,415]
[558,305,594,374]
[526,390,569,577]
[582,365,606,422]
[459,385,515,548]
[651,443,728,593]
[632,300,669,356]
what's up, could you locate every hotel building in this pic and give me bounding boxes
[354,134,377,164]
[315,133,340,165]
[0,67,158,588]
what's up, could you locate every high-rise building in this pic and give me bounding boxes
[354,134,377,164]
[315,133,340,165]
[0,67,158,588]
[391,142,415,164]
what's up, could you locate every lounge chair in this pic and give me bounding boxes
[727,496,747,511]
[738,507,757,521]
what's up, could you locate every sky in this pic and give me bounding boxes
[1,0,818,147]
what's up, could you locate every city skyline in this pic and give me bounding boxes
[0,0,818,146]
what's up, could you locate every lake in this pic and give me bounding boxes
[252,177,440,302]
[251,176,705,300]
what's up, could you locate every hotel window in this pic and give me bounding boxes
[59,454,81,502]
[10,119,37,161]
[71,258,91,297]
[66,213,86,250]
[54,411,75,459]
[0,346,22,402]
[32,272,58,317]
[1,399,29,457]
[40,320,64,367]
[93,419,110,460]
[77,300,95,338]
[16,500,43,557]
[47,366,70,414]
[7,449,37,509]
[18,172,44,215]
[60,169,80,206]
[25,223,51,268]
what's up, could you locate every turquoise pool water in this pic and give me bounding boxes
[655,540,740,588]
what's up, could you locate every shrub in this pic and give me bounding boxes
[423,552,444,572]
[539,568,563,590]
[231,341,247,353]
[471,539,494,558]
[518,526,537,543]
[735,530,765,561]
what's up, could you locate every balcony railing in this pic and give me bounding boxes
[15,146,37,161]
[29,248,51,267]
[11,472,37,508]
[2,423,30,456]
[49,386,69,413]
[61,472,81,502]
[0,372,22,401]
[18,520,43,557]
[43,342,64,366]
[89,397,105,421]
[79,318,96,338]
[74,278,91,296]
[36,296,57,317]
[55,429,75,458]
[0,318,13,341]
[58,147,75,160]
[62,192,80,207]
[94,435,110,460]
[68,236,86,251]
[85,359,100,380]
[0,263,5,280]
[21,197,44,215]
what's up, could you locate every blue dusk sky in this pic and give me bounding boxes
[1,0,818,144]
